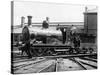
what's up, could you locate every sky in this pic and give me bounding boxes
[13,1,97,26]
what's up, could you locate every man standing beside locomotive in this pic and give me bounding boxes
[60,28,67,44]
[70,26,81,53]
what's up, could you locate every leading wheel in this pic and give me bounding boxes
[46,48,57,56]
[35,48,45,56]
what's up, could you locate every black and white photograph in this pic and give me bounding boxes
[11,1,97,74]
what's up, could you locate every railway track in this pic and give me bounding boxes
[13,57,36,63]
[79,57,97,62]
[12,55,97,74]
[74,57,97,69]
[13,58,46,71]
[55,57,97,71]
[37,61,56,73]
[69,58,87,70]
[14,59,56,74]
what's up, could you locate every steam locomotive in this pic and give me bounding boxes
[18,25,94,57]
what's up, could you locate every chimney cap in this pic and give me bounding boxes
[27,16,32,18]
[21,16,25,19]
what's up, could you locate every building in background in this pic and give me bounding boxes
[80,7,97,43]
[84,7,97,36]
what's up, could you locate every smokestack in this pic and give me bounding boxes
[21,16,25,27]
[27,16,32,26]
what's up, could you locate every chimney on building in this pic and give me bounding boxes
[27,16,32,26]
[21,16,25,27]
[85,7,88,12]
[84,7,88,33]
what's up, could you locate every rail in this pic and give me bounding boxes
[41,53,97,58]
